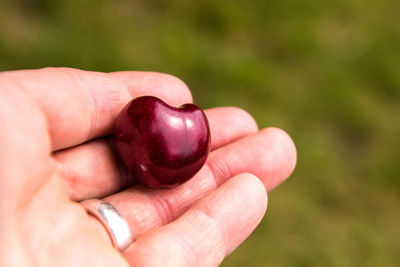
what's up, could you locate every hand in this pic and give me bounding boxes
[0,68,296,267]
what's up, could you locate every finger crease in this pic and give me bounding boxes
[143,191,175,226]
[206,157,233,186]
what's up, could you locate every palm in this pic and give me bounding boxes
[0,68,296,267]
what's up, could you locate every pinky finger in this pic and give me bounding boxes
[123,173,267,267]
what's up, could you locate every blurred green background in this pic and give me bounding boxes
[1,0,399,266]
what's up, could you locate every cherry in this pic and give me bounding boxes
[114,96,211,188]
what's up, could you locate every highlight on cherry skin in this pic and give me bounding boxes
[114,96,211,188]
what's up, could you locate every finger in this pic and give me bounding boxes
[2,68,192,150]
[55,107,259,200]
[123,173,268,267]
[104,127,296,236]
[209,127,297,190]
[205,107,258,150]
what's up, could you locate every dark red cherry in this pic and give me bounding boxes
[114,96,211,188]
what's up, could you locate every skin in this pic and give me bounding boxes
[0,67,297,267]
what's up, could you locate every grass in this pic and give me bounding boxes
[1,0,399,266]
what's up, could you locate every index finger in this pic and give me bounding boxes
[1,67,192,150]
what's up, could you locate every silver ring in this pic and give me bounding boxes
[81,199,134,251]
